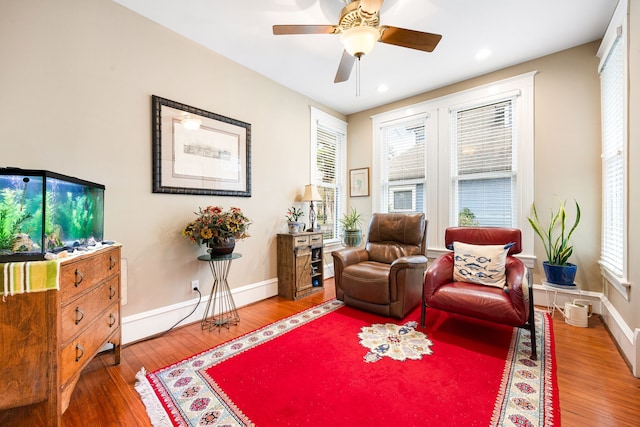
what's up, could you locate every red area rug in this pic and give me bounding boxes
[136,300,559,426]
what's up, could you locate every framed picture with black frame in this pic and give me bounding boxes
[151,95,251,197]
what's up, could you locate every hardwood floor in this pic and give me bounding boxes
[2,280,639,426]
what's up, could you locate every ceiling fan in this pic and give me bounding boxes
[272,0,442,83]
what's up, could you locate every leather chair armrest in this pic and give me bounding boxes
[332,248,369,269]
[332,248,370,301]
[423,253,454,299]
[390,254,428,270]
[389,255,428,304]
[505,256,527,308]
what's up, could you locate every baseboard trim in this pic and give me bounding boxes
[121,278,278,345]
[599,294,639,377]
[533,284,638,378]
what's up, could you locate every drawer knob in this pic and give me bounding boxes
[109,256,117,270]
[74,269,84,287]
[75,343,85,362]
[109,286,116,300]
[75,307,85,325]
[109,313,116,328]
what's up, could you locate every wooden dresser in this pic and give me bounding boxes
[0,245,121,426]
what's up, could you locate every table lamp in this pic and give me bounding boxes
[301,184,322,232]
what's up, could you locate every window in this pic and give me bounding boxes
[379,116,427,213]
[372,73,535,257]
[451,99,516,227]
[597,0,629,298]
[310,107,347,243]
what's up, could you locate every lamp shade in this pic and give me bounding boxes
[301,184,322,202]
[340,26,379,57]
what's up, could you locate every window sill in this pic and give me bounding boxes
[599,262,631,300]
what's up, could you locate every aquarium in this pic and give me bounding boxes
[0,168,105,261]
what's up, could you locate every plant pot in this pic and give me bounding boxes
[342,229,362,247]
[207,237,236,256]
[543,261,577,286]
[287,222,304,234]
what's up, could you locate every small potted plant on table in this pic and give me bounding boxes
[285,207,304,234]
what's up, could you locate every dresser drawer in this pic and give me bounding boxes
[293,235,309,248]
[59,247,120,302]
[309,234,323,247]
[59,305,120,385]
[60,276,119,343]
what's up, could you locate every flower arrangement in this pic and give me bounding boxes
[182,206,251,245]
[285,207,304,222]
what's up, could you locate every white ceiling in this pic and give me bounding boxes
[113,0,617,115]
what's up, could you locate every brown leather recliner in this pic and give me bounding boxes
[420,227,537,360]
[332,213,428,319]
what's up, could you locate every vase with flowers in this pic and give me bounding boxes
[285,207,305,234]
[182,206,252,255]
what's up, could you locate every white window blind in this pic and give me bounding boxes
[311,108,346,243]
[451,99,516,227]
[600,34,625,278]
[380,117,426,213]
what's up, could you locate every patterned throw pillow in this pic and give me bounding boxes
[452,241,509,288]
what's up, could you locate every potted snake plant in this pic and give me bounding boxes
[339,207,363,247]
[527,198,581,286]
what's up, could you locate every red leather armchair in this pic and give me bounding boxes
[420,227,537,360]
[332,213,428,319]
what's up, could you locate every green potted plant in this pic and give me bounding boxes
[527,198,581,286]
[339,207,363,247]
[285,207,304,234]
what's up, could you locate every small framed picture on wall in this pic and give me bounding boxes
[349,167,369,197]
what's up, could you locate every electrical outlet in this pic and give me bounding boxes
[191,280,199,292]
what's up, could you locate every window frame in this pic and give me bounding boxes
[372,72,535,263]
[450,97,518,228]
[374,113,429,216]
[390,185,418,212]
[597,0,630,299]
[310,107,347,245]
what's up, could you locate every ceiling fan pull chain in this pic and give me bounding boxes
[356,56,361,97]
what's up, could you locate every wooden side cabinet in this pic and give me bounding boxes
[277,232,323,300]
[0,245,121,426]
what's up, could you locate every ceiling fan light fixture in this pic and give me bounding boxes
[358,0,384,19]
[340,25,379,57]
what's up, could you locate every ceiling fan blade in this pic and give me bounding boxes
[273,25,339,35]
[334,50,356,83]
[379,26,442,52]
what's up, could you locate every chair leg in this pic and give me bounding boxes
[420,298,427,327]
[528,283,537,361]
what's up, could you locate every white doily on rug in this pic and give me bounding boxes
[358,320,433,363]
